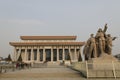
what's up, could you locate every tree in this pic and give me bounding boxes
[17,53,22,62]
[6,54,12,62]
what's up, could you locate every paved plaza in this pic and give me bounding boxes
[0,67,84,80]
[0,66,119,80]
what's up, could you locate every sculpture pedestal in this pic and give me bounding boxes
[86,53,119,78]
[88,53,117,62]
[88,53,118,70]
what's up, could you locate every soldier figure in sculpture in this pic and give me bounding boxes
[83,24,118,60]
[105,34,117,55]
[95,28,106,55]
[88,34,97,59]
[83,34,97,60]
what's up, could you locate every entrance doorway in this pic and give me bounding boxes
[45,49,51,61]
[53,49,57,61]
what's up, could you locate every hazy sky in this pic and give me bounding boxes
[0,0,120,58]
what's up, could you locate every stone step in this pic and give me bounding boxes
[32,63,65,68]
[0,67,84,80]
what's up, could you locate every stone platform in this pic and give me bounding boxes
[87,53,118,70]
[71,53,120,79]
[0,66,85,80]
[87,54,120,78]
[1,64,120,80]
[82,53,120,78]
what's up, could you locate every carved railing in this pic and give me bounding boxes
[72,61,120,79]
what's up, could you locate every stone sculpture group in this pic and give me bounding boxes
[83,24,117,60]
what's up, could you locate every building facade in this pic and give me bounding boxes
[9,36,84,64]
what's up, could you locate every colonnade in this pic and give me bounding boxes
[14,46,81,63]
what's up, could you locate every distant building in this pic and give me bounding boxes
[114,54,120,60]
[9,36,85,64]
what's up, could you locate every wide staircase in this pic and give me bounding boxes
[0,64,85,80]
[32,62,65,68]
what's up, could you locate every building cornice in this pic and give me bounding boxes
[20,36,77,40]
[9,42,85,46]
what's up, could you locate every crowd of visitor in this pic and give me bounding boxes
[15,62,31,69]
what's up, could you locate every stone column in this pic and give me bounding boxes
[31,48,34,62]
[57,47,59,61]
[69,46,72,61]
[26,51,28,61]
[17,48,21,61]
[14,47,17,62]
[43,48,46,62]
[51,47,53,62]
[24,47,27,62]
[74,46,78,62]
[63,47,65,61]
[37,48,40,62]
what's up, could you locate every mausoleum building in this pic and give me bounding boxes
[9,36,84,64]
